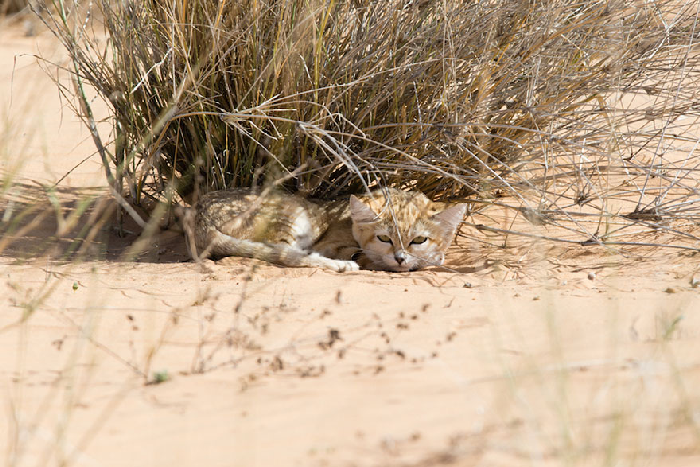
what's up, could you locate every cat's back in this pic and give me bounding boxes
[193,189,328,250]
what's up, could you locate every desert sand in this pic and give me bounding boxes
[2,20,700,467]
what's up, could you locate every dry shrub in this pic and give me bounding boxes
[37,0,700,249]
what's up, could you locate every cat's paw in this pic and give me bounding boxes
[305,252,359,272]
[331,259,360,273]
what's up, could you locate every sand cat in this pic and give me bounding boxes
[186,188,466,272]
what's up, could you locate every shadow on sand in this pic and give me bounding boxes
[0,182,190,264]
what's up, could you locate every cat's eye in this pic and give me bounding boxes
[410,236,428,245]
[377,234,393,244]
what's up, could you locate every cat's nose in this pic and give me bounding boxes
[394,251,407,265]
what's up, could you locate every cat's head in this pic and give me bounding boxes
[350,189,466,272]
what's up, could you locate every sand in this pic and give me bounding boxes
[2,20,700,467]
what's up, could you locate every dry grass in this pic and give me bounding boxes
[33,1,698,214]
[33,0,700,254]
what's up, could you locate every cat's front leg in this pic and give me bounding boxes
[302,253,360,272]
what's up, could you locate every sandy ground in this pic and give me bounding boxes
[2,20,700,467]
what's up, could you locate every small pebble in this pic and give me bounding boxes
[533,295,541,301]
[587,272,596,280]
[690,277,699,288]
[664,287,677,294]
[463,282,472,288]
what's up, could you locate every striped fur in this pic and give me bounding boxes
[186,188,466,272]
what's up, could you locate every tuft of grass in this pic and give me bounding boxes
[149,369,170,385]
[34,0,700,253]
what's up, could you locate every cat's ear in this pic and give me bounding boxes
[350,196,378,223]
[432,204,467,233]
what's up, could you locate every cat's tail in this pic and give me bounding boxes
[206,229,359,273]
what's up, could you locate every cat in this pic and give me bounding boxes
[184,187,466,273]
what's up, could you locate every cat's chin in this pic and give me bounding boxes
[365,255,413,272]
[362,258,410,272]
[381,260,421,273]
